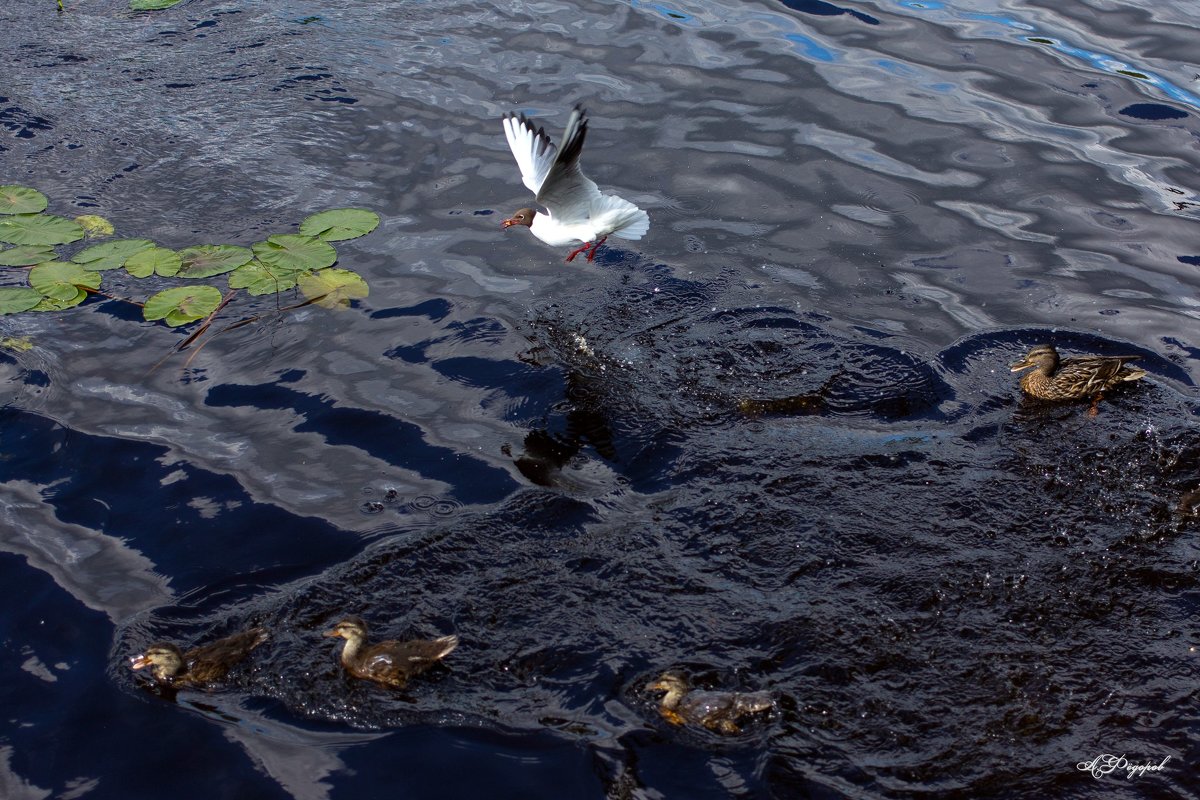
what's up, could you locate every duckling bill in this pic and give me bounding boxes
[1010,343,1145,414]
[645,672,773,734]
[324,616,457,689]
[130,627,268,687]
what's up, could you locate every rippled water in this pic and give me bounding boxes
[2,1,1198,798]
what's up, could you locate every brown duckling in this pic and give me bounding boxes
[130,627,268,686]
[645,672,774,734]
[324,616,458,689]
[1009,343,1145,414]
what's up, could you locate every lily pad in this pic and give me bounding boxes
[0,214,85,246]
[0,244,57,267]
[125,246,181,278]
[299,208,380,242]
[0,287,44,315]
[0,186,48,215]
[32,289,88,312]
[0,335,35,351]
[251,234,337,273]
[72,239,155,271]
[298,268,369,309]
[130,0,183,9]
[228,260,300,295]
[29,261,102,300]
[144,285,223,326]
[75,214,115,237]
[176,244,253,278]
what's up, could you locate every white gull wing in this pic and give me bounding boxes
[502,112,555,196]
[504,107,601,225]
[534,106,602,225]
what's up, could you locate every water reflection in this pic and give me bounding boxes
[0,435,171,621]
[185,694,385,800]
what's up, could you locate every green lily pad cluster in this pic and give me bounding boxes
[58,1,183,13]
[130,0,183,10]
[0,185,377,324]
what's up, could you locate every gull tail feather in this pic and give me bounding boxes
[592,194,650,240]
[612,208,650,240]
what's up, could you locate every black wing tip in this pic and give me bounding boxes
[505,106,589,128]
[504,109,553,148]
[534,125,551,155]
[502,110,536,130]
[557,106,589,165]
[505,106,588,160]
[571,104,590,130]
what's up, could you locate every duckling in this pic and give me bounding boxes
[645,672,773,734]
[130,627,268,686]
[1009,343,1145,414]
[324,616,458,688]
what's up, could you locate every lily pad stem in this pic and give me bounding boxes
[83,286,145,308]
[176,289,238,351]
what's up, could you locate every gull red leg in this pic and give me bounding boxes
[585,236,608,263]
[565,242,592,262]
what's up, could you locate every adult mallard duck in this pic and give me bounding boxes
[130,627,268,686]
[645,672,773,734]
[1009,344,1145,413]
[324,616,458,689]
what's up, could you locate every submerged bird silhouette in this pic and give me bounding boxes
[501,105,649,263]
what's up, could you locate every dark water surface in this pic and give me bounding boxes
[1,0,1198,798]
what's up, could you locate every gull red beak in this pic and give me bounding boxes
[501,218,518,229]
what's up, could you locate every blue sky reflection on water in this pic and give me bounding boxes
[894,0,1200,112]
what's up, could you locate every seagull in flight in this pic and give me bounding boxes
[501,105,649,263]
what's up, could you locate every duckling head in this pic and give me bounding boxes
[645,671,686,691]
[323,616,368,642]
[645,671,689,703]
[130,643,185,681]
[1010,344,1059,374]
